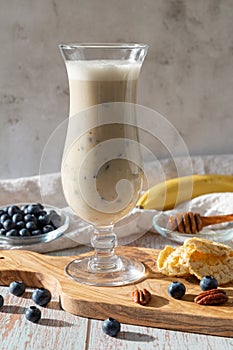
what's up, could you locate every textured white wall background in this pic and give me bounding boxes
[0,0,232,179]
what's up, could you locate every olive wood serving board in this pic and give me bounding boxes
[0,246,232,337]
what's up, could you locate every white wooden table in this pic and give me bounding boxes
[1,232,233,350]
[1,155,233,350]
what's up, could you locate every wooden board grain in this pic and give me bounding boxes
[0,246,232,337]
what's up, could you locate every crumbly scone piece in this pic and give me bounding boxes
[157,245,192,277]
[157,246,175,271]
[157,237,233,284]
[184,237,232,256]
[189,250,233,285]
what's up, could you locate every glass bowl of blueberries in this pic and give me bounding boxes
[0,203,69,246]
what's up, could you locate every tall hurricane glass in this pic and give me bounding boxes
[59,43,148,286]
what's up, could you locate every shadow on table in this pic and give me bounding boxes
[118,331,155,342]
[22,291,33,299]
[0,305,27,314]
[46,300,62,310]
[39,318,73,327]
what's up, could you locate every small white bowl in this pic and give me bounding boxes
[0,203,69,246]
[153,212,233,244]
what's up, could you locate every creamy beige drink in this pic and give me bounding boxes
[61,60,143,226]
[66,60,140,115]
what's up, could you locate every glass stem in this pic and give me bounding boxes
[88,226,123,272]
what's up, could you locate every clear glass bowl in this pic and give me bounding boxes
[153,212,233,244]
[0,203,69,246]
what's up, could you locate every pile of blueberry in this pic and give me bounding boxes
[0,203,61,238]
[0,280,52,323]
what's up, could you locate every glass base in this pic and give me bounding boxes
[65,255,145,286]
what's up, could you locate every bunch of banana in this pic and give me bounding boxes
[137,174,233,211]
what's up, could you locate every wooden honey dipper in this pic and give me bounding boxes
[168,212,233,234]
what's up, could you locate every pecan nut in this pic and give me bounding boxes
[194,288,228,305]
[131,288,151,305]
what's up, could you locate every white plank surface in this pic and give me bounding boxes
[0,286,88,350]
[88,321,233,350]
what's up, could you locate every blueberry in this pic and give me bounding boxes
[21,204,28,212]
[0,210,4,216]
[168,281,186,299]
[16,221,25,230]
[0,295,4,308]
[49,210,61,228]
[32,287,51,306]
[19,228,31,236]
[2,207,8,213]
[37,214,50,227]
[25,204,41,216]
[31,230,42,236]
[3,219,15,230]
[7,205,21,217]
[9,281,26,296]
[24,214,37,224]
[26,221,37,231]
[25,306,41,323]
[0,214,10,224]
[200,276,218,291]
[6,229,18,237]
[102,318,121,337]
[12,213,23,223]
[36,211,45,218]
[0,228,6,235]
[43,225,54,234]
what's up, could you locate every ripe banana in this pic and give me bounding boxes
[137,174,233,211]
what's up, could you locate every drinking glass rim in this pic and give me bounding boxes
[59,43,149,50]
